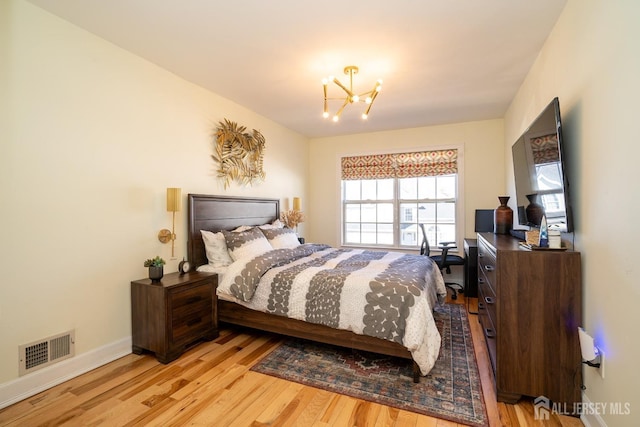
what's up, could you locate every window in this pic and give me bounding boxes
[341,149,459,250]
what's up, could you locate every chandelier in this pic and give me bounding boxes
[322,65,382,122]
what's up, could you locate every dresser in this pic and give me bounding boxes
[476,232,582,410]
[131,271,218,363]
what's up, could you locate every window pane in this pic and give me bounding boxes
[418,203,435,222]
[344,181,360,200]
[399,178,417,199]
[400,203,417,222]
[378,179,394,199]
[378,203,394,222]
[437,202,456,223]
[345,223,361,244]
[418,176,436,199]
[361,203,376,222]
[362,181,377,200]
[437,224,456,244]
[362,223,377,244]
[438,175,456,199]
[400,223,419,246]
[378,223,394,245]
[345,204,360,222]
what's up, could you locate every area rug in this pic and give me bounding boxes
[250,303,487,426]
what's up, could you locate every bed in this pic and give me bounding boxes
[187,194,446,382]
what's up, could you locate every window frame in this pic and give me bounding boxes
[338,146,465,253]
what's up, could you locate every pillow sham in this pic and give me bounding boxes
[200,230,234,267]
[223,227,274,261]
[260,227,300,249]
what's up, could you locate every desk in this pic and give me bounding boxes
[463,238,478,298]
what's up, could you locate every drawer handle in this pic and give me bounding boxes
[478,302,485,310]
[478,277,485,284]
[186,296,203,304]
[485,328,496,339]
[484,296,495,305]
[484,265,494,272]
[478,253,484,258]
[187,317,202,327]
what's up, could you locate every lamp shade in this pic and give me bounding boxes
[166,188,181,212]
[293,197,301,211]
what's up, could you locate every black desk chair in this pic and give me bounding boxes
[419,224,465,299]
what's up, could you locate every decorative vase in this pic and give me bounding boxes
[525,193,544,227]
[149,266,164,282]
[494,196,513,235]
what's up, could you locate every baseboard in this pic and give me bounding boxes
[0,336,132,410]
[580,393,608,427]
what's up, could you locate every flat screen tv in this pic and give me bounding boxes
[512,97,573,232]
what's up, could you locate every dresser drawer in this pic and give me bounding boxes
[478,283,497,374]
[478,271,497,333]
[478,240,497,294]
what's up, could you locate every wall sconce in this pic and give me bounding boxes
[293,197,301,212]
[158,187,181,258]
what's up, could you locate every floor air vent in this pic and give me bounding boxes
[19,330,75,376]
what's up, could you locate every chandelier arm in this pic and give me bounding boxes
[334,98,350,118]
[333,78,355,98]
[363,90,379,116]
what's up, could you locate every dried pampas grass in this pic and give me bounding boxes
[281,210,304,229]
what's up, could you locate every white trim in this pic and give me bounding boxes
[0,336,132,409]
[580,393,608,427]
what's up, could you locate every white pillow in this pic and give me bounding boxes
[232,225,253,232]
[200,230,234,267]
[223,227,274,261]
[259,219,285,230]
[260,227,300,249]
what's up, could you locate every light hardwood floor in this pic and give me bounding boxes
[0,296,583,426]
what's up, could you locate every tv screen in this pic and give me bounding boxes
[512,97,573,232]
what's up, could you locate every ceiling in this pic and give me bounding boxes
[27,0,567,138]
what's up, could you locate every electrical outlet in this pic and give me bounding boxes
[597,347,605,379]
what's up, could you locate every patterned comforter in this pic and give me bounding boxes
[217,244,447,375]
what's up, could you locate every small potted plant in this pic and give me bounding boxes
[144,256,166,282]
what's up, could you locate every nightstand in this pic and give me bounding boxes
[131,271,218,363]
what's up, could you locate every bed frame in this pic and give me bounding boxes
[187,194,420,382]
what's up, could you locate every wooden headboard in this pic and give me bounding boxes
[187,194,280,267]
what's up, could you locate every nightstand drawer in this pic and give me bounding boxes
[171,309,212,344]
[169,283,212,319]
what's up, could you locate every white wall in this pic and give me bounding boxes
[307,120,505,248]
[504,1,640,425]
[0,0,307,388]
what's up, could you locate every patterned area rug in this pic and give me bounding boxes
[250,303,487,426]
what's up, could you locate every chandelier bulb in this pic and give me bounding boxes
[352,95,359,103]
[332,115,339,122]
[322,111,329,119]
[365,97,372,104]
[362,113,368,120]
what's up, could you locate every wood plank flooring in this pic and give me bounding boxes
[0,296,584,426]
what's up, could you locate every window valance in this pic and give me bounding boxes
[531,134,559,165]
[341,149,458,180]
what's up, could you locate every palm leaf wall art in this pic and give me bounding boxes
[212,119,266,188]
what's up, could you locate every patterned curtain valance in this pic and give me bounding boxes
[341,149,458,180]
[530,134,559,165]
